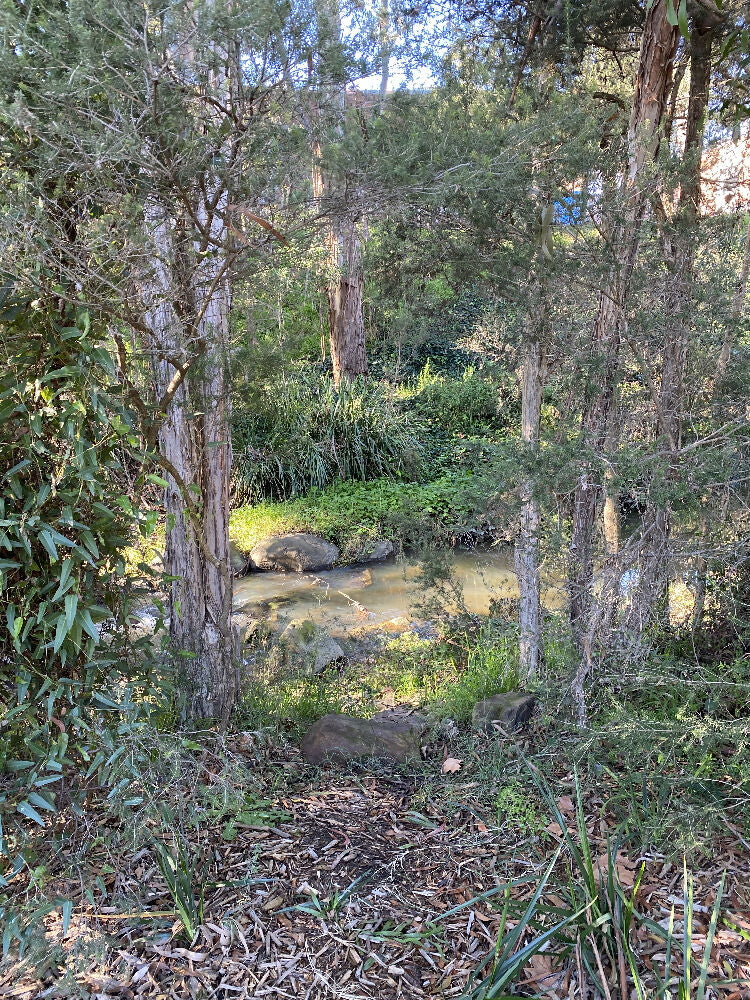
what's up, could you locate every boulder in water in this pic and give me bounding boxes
[358,539,394,563]
[250,533,339,573]
[229,540,251,577]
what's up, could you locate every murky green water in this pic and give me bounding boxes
[233,548,563,636]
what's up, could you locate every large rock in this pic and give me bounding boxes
[302,712,425,765]
[358,539,394,563]
[229,541,251,577]
[250,533,339,573]
[281,619,345,674]
[231,610,256,643]
[471,692,535,734]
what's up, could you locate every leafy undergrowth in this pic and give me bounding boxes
[2,718,749,1000]
[2,624,749,998]
[229,473,504,562]
[239,626,521,736]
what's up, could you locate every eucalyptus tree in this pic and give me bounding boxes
[311,0,395,384]
[0,0,310,720]
[313,0,368,385]
[432,0,640,680]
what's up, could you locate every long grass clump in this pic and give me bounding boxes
[232,369,421,503]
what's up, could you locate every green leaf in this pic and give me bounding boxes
[3,459,31,481]
[17,800,46,827]
[697,873,725,1000]
[6,759,34,772]
[61,900,73,937]
[92,691,121,710]
[677,0,689,39]
[27,792,55,813]
[52,558,74,600]
[64,593,79,631]
[79,609,99,641]
[53,613,68,654]
[38,529,58,562]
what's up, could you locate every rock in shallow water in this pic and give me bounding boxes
[281,619,346,674]
[302,711,425,765]
[471,692,535,733]
[250,533,339,573]
[229,540,251,577]
[358,539,394,562]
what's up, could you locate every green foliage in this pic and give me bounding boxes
[460,847,577,999]
[410,361,503,435]
[528,767,726,1000]
[232,370,421,503]
[284,872,373,920]
[0,294,155,846]
[495,782,545,835]
[238,624,520,735]
[580,711,749,856]
[230,472,495,560]
[152,836,204,943]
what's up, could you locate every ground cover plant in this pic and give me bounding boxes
[230,472,506,560]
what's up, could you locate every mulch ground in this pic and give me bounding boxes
[3,745,750,999]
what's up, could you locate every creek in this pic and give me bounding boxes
[233,547,564,637]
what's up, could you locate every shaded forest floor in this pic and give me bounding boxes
[4,708,750,1000]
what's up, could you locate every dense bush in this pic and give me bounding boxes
[0,295,156,846]
[230,472,501,559]
[232,369,421,503]
[410,361,503,435]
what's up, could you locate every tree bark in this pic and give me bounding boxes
[146,199,239,723]
[628,9,717,640]
[314,0,368,386]
[328,218,367,384]
[568,1,679,720]
[515,308,546,680]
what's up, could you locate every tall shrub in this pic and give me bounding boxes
[0,293,145,843]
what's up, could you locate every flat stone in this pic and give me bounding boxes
[471,692,535,734]
[300,633,345,674]
[250,533,339,573]
[372,708,429,733]
[231,610,256,643]
[302,713,423,765]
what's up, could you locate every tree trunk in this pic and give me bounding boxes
[515,322,546,680]
[314,0,368,387]
[147,200,239,723]
[378,0,391,105]
[568,1,679,720]
[628,10,717,639]
[328,218,367,385]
